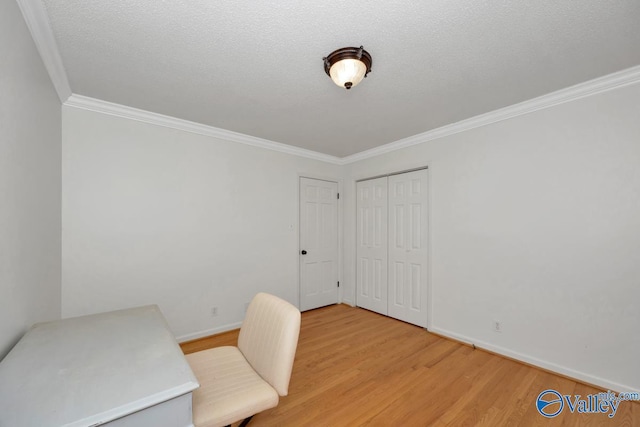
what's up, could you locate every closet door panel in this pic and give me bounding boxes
[388,169,428,327]
[356,177,388,315]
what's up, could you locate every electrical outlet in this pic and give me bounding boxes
[493,320,502,333]
[211,307,218,317]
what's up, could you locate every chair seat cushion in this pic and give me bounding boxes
[186,346,279,427]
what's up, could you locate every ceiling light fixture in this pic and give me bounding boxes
[323,46,372,90]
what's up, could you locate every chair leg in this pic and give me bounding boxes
[238,415,254,427]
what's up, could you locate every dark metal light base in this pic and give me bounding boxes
[322,46,373,89]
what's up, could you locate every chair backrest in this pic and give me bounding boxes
[238,293,301,396]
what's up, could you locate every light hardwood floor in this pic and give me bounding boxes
[181,304,638,426]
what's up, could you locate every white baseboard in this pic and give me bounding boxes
[428,326,639,395]
[341,298,355,307]
[176,322,242,343]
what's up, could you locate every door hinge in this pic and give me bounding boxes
[337,193,340,199]
[337,281,340,287]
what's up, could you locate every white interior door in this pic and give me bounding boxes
[299,177,339,311]
[388,169,428,327]
[356,177,388,315]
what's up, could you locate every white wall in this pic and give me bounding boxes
[61,107,342,340]
[0,0,62,359]
[59,57,638,393]
[343,82,640,392]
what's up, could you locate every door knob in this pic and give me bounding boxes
[301,250,307,255]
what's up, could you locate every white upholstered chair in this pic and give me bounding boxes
[186,293,301,427]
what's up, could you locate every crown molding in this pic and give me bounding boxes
[341,65,640,164]
[62,64,640,165]
[64,95,343,164]
[16,0,72,103]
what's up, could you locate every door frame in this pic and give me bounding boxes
[352,164,432,329]
[298,174,343,310]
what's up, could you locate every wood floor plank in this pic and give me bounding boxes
[181,304,638,426]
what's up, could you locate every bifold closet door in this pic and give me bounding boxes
[356,177,388,315]
[356,169,428,327]
[387,169,428,327]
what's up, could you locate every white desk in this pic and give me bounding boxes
[0,305,199,427]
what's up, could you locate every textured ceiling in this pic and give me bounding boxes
[42,0,640,157]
